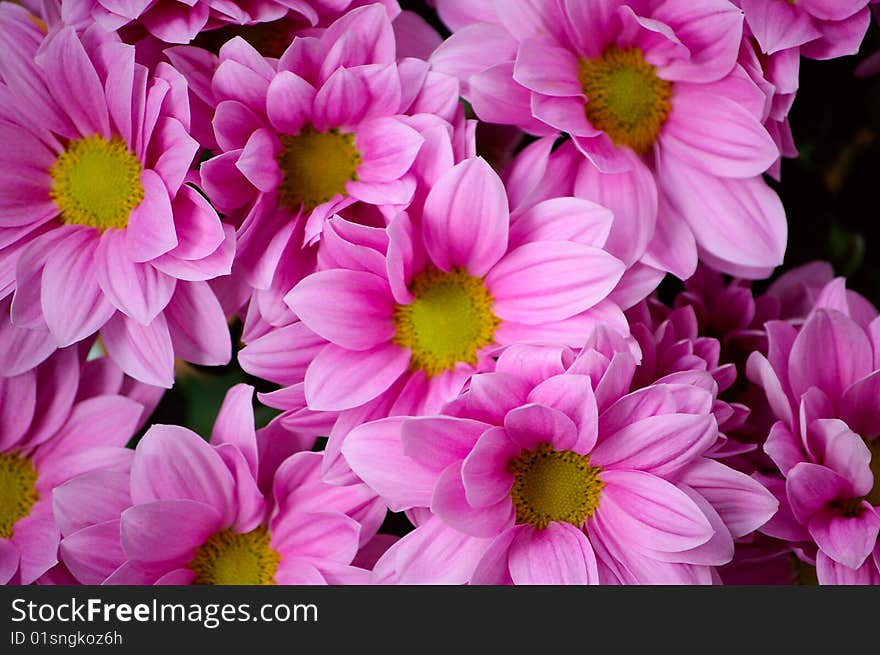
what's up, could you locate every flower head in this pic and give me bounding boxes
[0,347,149,584]
[431,0,787,278]
[345,335,777,584]
[0,11,234,387]
[55,385,386,584]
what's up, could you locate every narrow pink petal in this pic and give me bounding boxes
[304,342,409,411]
[342,417,439,511]
[422,157,509,277]
[401,416,490,469]
[508,522,599,585]
[432,462,515,538]
[503,403,578,451]
[44,28,110,139]
[356,117,424,183]
[101,312,175,388]
[125,169,178,262]
[266,71,315,135]
[95,230,176,325]
[809,506,880,570]
[287,270,394,351]
[120,499,222,571]
[461,426,519,508]
[487,242,625,324]
[272,511,360,565]
[211,384,257,475]
[597,470,714,553]
[60,520,125,584]
[130,424,236,523]
[52,470,131,537]
[590,414,717,478]
[41,228,115,346]
[164,281,232,366]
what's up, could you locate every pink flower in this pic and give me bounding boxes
[193,5,466,293]
[244,157,625,484]
[62,0,400,45]
[735,0,872,60]
[430,0,787,278]
[0,12,234,387]
[55,385,387,584]
[0,347,148,585]
[345,336,777,584]
[748,278,880,583]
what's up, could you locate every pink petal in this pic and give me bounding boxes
[422,157,509,277]
[508,522,599,585]
[461,426,519,508]
[164,281,232,367]
[432,462,515,538]
[304,342,409,411]
[342,417,439,511]
[597,470,714,553]
[60,520,124,584]
[130,424,236,523]
[401,416,489,469]
[287,269,394,351]
[125,169,178,262]
[95,230,176,325]
[356,117,424,183]
[120,499,223,571]
[487,242,625,323]
[789,309,873,403]
[590,413,717,478]
[266,71,315,135]
[101,312,175,388]
[809,506,880,570]
[503,403,578,451]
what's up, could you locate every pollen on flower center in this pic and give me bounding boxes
[508,443,603,530]
[49,135,144,230]
[277,126,362,212]
[0,452,39,540]
[392,267,500,377]
[188,526,281,585]
[578,46,673,154]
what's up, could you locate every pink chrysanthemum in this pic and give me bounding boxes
[734,0,872,60]
[189,5,466,294]
[344,336,777,584]
[0,347,150,585]
[55,385,386,584]
[61,0,399,45]
[748,278,880,583]
[430,0,787,278]
[0,11,234,387]
[243,157,625,483]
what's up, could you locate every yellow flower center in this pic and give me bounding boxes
[277,127,361,212]
[188,526,281,585]
[508,443,603,530]
[49,135,144,230]
[0,452,39,540]
[392,267,500,377]
[578,47,673,154]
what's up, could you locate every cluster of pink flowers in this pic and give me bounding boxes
[1,0,878,585]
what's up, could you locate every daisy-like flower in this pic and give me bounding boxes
[247,157,625,482]
[61,0,400,45]
[0,10,234,387]
[0,347,148,585]
[748,279,880,584]
[344,336,778,584]
[734,0,872,60]
[193,5,464,292]
[55,385,386,584]
[430,0,786,278]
